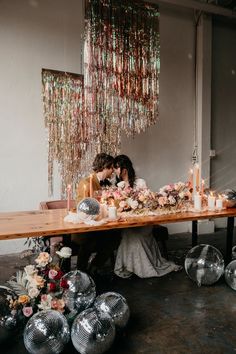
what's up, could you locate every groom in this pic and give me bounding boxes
[74,153,120,273]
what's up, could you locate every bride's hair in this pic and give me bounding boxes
[114,154,136,188]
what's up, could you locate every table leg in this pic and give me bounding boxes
[192,220,198,247]
[226,216,234,264]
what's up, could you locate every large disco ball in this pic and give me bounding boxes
[94,292,130,330]
[23,310,70,354]
[225,260,236,290]
[62,270,96,313]
[77,198,100,221]
[0,286,21,343]
[184,244,224,286]
[71,307,115,354]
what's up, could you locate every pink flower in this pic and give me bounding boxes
[23,306,33,317]
[48,269,58,279]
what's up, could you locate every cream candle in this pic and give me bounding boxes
[108,206,117,220]
[208,193,216,210]
[100,203,108,219]
[194,193,202,211]
[201,179,205,196]
[216,196,223,210]
[83,184,87,199]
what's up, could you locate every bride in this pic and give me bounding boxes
[113,154,182,278]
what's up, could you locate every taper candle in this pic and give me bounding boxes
[89,174,93,198]
[67,184,72,211]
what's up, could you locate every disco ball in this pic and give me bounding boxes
[94,292,130,330]
[185,244,224,286]
[225,260,236,290]
[62,270,96,313]
[0,286,21,343]
[223,189,236,208]
[71,307,115,354]
[77,198,100,221]
[23,310,70,354]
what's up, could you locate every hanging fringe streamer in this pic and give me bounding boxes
[42,69,85,197]
[84,0,160,157]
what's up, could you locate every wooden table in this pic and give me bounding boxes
[0,208,235,263]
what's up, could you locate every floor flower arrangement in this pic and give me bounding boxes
[7,247,72,318]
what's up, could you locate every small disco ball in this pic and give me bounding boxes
[62,270,96,313]
[184,244,224,286]
[23,310,70,354]
[94,292,130,330]
[71,307,115,354]
[0,286,21,343]
[224,189,236,208]
[77,198,100,221]
[225,260,236,290]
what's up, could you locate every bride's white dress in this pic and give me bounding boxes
[114,178,181,278]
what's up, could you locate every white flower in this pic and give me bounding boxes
[35,252,52,267]
[38,294,53,310]
[128,199,139,210]
[24,265,37,277]
[28,286,40,299]
[56,247,72,258]
[168,196,176,205]
[117,181,126,189]
[179,191,185,199]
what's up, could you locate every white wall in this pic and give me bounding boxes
[0,0,83,253]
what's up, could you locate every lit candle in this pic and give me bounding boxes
[216,195,223,210]
[67,184,72,212]
[108,205,117,220]
[100,203,108,219]
[89,174,93,198]
[194,193,202,211]
[193,163,200,196]
[201,179,205,195]
[189,168,193,189]
[208,192,216,211]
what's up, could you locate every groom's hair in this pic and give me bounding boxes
[92,153,114,172]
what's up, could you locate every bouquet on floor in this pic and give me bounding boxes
[7,248,72,318]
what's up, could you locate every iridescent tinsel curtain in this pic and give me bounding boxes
[42,69,85,197]
[84,0,160,157]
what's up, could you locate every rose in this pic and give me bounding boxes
[18,295,30,305]
[60,279,69,289]
[28,287,40,299]
[24,265,37,277]
[32,274,45,288]
[56,247,72,258]
[48,282,57,292]
[23,306,33,317]
[48,269,58,279]
[35,252,52,267]
[51,299,65,312]
[54,270,64,280]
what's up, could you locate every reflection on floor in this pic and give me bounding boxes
[1,228,236,354]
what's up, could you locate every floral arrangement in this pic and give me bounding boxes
[101,182,158,214]
[7,247,72,318]
[156,182,192,209]
[101,181,192,214]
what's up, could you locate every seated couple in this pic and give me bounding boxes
[75,153,182,278]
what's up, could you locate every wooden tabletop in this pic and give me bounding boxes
[0,208,236,241]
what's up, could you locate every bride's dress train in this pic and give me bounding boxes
[114,226,182,279]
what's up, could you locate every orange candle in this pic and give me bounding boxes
[89,174,93,198]
[66,184,72,211]
[189,168,193,188]
[201,179,204,195]
[83,184,87,198]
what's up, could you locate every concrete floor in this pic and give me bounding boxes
[1,228,236,354]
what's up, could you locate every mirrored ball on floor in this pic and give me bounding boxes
[23,310,70,354]
[62,270,96,313]
[0,286,21,344]
[94,292,130,330]
[184,244,224,286]
[71,307,115,354]
[225,260,236,290]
